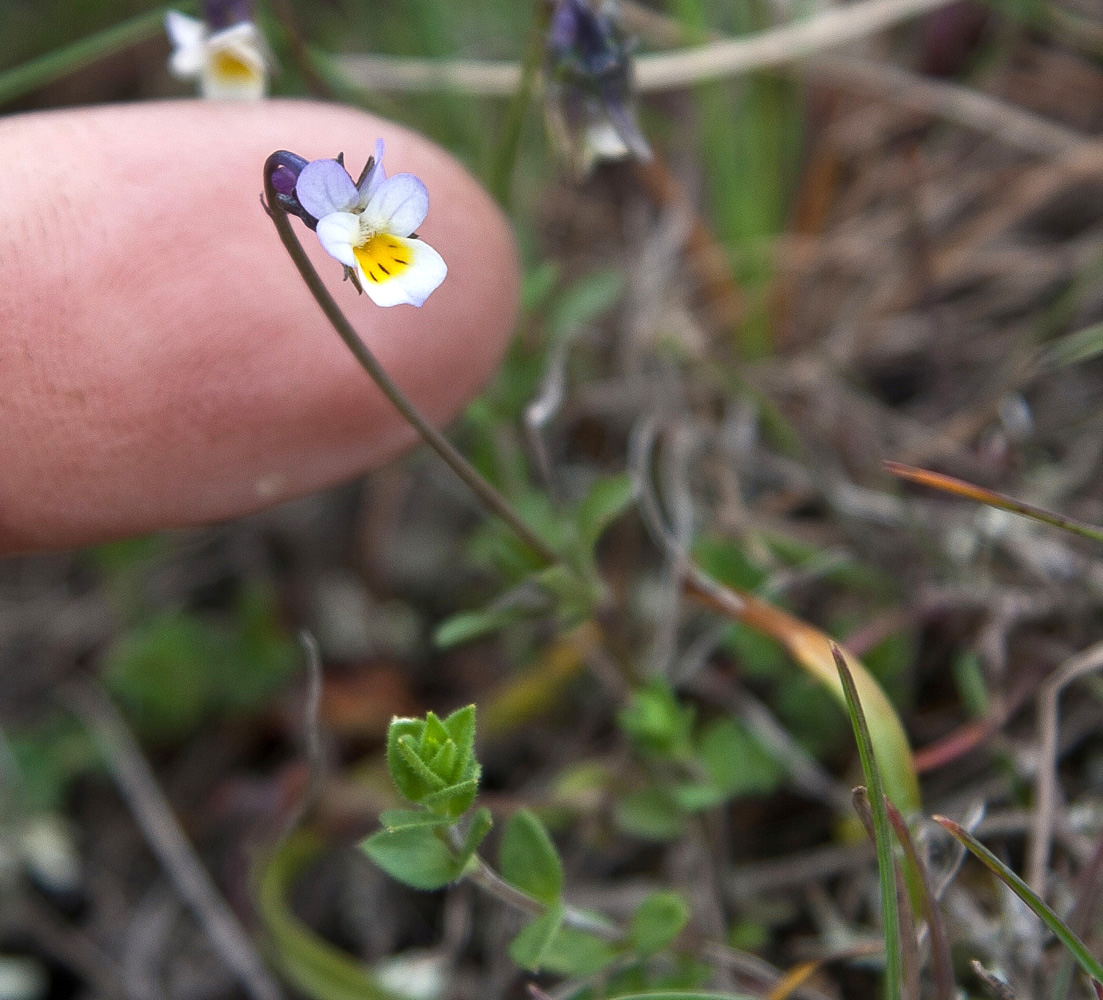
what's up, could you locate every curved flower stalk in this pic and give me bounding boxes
[293,140,448,308]
[544,0,652,178]
[165,0,269,100]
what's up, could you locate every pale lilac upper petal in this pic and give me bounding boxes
[361,174,429,238]
[314,212,361,269]
[356,138,387,207]
[296,160,359,220]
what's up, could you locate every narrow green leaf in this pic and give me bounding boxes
[442,705,477,760]
[457,807,494,864]
[613,788,684,841]
[434,606,527,647]
[500,809,564,904]
[361,827,463,891]
[833,644,903,1000]
[509,904,565,970]
[577,473,638,550]
[548,268,625,339]
[629,892,691,957]
[420,774,480,819]
[934,816,1103,985]
[378,809,454,832]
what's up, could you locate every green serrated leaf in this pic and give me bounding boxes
[500,809,564,904]
[420,772,481,819]
[629,892,690,957]
[509,904,565,970]
[577,473,637,550]
[395,735,449,795]
[361,827,464,890]
[378,809,454,832]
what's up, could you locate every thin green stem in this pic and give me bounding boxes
[0,8,168,107]
[262,157,559,568]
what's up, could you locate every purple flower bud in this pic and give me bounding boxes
[545,0,651,177]
[265,150,319,229]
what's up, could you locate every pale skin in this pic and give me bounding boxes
[0,100,520,554]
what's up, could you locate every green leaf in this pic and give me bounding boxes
[629,892,690,957]
[378,809,453,832]
[577,473,637,550]
[696,719,784,798]
[509,904,565,970]
[500,809,564,905]
[361,827,464,891]
[935,816,1103,986]
[539,925,620,977]
[619,682,695,761]
[614,788,684,841]
[256,834,395,1000]
[434,605,529,648]
[548,268,625,339]
[420,775,481,819]
[396,735,449,792]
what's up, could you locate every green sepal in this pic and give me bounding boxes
[361,826,464,891]
[501,809,564,905]
[628,892,690,957]
[509,904,565,970]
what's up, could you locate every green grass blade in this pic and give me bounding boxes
[935,816,1103,986]
[0,8,168,107]
[833,644,903,1000]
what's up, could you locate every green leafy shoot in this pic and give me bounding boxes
[934,816,1103,986]
[833,644,903,1000]
[385,706,480,819]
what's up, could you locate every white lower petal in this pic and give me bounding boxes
[357,236,447,308]
[315,213,361,269]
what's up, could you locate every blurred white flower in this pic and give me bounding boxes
[165,9,268,100]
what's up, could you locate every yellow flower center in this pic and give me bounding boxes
[353,234,412,285]
[210,50,258,83]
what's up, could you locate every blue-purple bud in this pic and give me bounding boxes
[202,0,254,31]
[265,150,318,229]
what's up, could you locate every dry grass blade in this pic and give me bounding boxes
[684,571,920,811]
[885,461,1103,545]
[935,817,1103,986]
[833,647,904,1000]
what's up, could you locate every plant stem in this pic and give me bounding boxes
[262,156,560,569]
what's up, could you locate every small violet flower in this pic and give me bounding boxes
[545,0,651,178]
[165,0,268,100]
[295,141,448,308]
